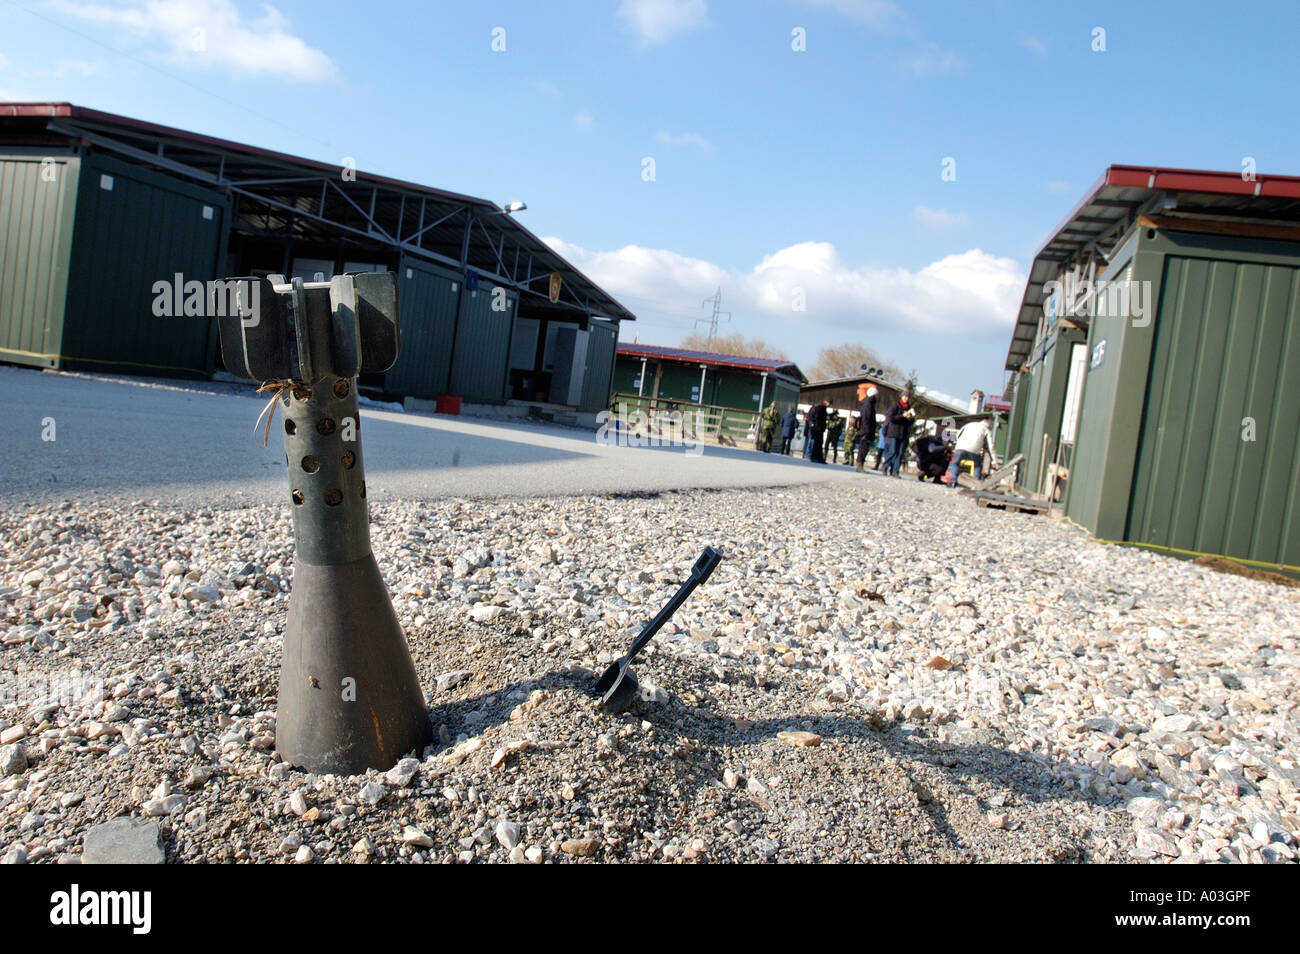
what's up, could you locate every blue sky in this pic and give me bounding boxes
[3,0,1298,397]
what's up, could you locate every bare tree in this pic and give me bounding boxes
[807,343,903,382]
[679,332,787,359]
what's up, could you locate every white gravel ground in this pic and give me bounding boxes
[1,468,1296,863]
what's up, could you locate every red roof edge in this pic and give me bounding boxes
[1029,163,1300,263]
[3,103,74,117]
[1107,164,1300,199]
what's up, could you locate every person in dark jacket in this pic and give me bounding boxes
[881,393,914,477]
[806,400,829,463]
[779,407,798,455]
[855,386,878,473]
[913,431,951,481]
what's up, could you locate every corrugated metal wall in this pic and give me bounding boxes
[579,319,617,412]
[1003,370,1028,460]
[656,362,702,403]
[61,152,227,376]
[449,281,515,402]
[1127,254,1300,568]
[1020,327,1084,494]
[770,380,800,413]
[1063,246,1153,539]
[608,358,796,413]
[992,419,1009,459]
[509,317,540,373]
[612,356,646,394]
[1013,362,1044,480]
[0,151,80,368]
[385,256,460,398]
[1,143,627,403]
[711,369,762,410]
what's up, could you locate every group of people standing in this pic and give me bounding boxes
[849,386,917,477]
[758,390,999,487]
[757,386,918,477]
[758,404,799,455]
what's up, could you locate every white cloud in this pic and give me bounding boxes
[654,130,714,153]
[617,0,708,45]
[906,42,967,76]
[532,78,561,96]
[912,205,969,229]
[1044,179,1071,194]
[573,109,594,130]
[544,238,728,315]
[545,237,1025,339]
[1017,31,1048,56]
[49,0,338,82]
[797,0,898,28]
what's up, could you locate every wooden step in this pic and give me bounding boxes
[973,489,1050,514]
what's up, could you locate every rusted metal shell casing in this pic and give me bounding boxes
[216,273,429,774]
[276,380,430,773]
[277,554,430,775]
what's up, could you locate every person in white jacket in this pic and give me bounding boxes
[944,417,996,486]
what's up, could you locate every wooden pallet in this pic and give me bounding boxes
[973,489,1050,514]
[973,453,1023,492]
[953,453,1022,491]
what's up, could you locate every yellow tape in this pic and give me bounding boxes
[0,346,204,375]
[1061,515,1300,574]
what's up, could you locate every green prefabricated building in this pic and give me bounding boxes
[659,361,705,403]
[768,378,801,413]
[709,366,795,411]
[1,149,229,376]
[382,260,623,410]
[580,320,619,412]
[614,344,804,413]
[448,280,518,403]
[385,257,462,398]
[992,419,1010,459]
[1004,324,1087,495]
[1,103,636,412]
[1003,371,1028,460]
[1070,226,1300,569]
[386,259,530,405]
[1004,164,1300,574]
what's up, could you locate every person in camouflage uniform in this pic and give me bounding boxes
[843,416,859,466]
[824,410,845,463]
[758,402,779,453]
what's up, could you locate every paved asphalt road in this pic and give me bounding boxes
[2,366,858,508]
